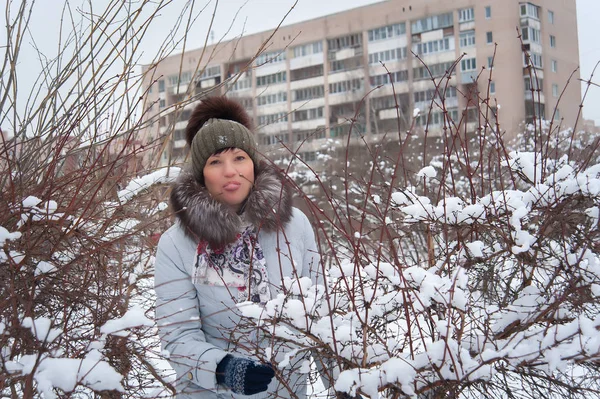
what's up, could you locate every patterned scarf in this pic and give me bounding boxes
[192,224,271,304]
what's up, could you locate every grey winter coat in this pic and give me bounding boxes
[154,163,321,398]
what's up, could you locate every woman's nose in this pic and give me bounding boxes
[223,161,237,176]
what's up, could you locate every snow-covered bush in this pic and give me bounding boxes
[236,66,600,399]
[0,1,187,397]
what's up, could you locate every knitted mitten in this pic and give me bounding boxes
[216,355,275,395]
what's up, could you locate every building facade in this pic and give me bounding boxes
[141,0,580,166]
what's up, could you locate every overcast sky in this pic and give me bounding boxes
[6,0,600,126]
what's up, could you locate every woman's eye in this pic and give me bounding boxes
[235,156,246,161]
[209,159,220,165]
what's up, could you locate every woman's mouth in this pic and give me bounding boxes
[223,181,241,191]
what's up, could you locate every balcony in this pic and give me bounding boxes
[292,118,326,131]
[329,90,364,106]
[378,108,400,120]
[173,139,187,149]
[290,53,325,70]
[414,97,458,114]
[460,70,478,84]
[169,83,191,95]
[328,46,363,61]
[524,91,545,103]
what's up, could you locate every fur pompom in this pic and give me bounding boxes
[185,96,253,146]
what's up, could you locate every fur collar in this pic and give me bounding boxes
[170,162,294,247]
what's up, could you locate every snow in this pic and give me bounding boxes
[506,151,543,183]
[22,195,42,208]
[33,352,124,399]
[416,165,436,178]
[16,197,64,228]
[0,225,21,246]
[100,305,154,335]
[117,167,181,204]
[22,317,61,343]
[5,117,600,399]
[35,261,57,275]
[465,241,485,257]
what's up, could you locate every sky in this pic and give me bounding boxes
[6,0,600,126]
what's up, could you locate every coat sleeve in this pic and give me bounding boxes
[154,231,228,391]
[298,209,323,286]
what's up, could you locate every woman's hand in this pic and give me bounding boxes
[215,354,275,395]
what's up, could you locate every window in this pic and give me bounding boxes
[520,3,540,19]
[411,12,453,34]
[548,10,555,24]
[416,109,459,127]
[368,23,406,41]
[550,35,556,48]
[330,57,363,73]
[458,8,474,22]
[329,78,363,94]
[551,59,558,72]
[370,70,409,86]
[258,112,288,125]
[257,92,287,106]
[485,6,492,19]
[158,80,165,93]
[173,129,185,141]
[199,65,220,79]
[256,51,286,65]
[293,85,324,102]
[413,86,457,104]
[292,107,324,122]
[295,129,326,142]
[168,72,192,86]
[368,47,407,64]
[260,133,289,146]
[256,71,286,87]
[486,31,493,44]
[292,41,323,58]
[413,37,454,56]
[461,57,477,72]
[490,81,496,94]
[290,64,324,81]
[413,61,457,80]
[525,101,545,119]
[159,99,166,108]
[231,77,252,91]
[521,26,541,43]
[298,151,317,162]
[487,56,494,68]
[328,34,362,51]
[523,52,543,68]
[552,84,559,97]
[459,30,476,47]
[524,76,543,91]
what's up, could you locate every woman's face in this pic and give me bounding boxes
[203,148,255,212]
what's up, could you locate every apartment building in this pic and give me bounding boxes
[141,0,580,166]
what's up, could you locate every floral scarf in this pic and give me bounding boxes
[192,224,271,304]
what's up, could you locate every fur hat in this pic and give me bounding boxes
[185,96,259,183]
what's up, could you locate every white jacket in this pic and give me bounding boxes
[154,164,321,398]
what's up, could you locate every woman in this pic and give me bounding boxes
[154,96,321,398]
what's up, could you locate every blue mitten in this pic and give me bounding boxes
[216,355,275,395]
